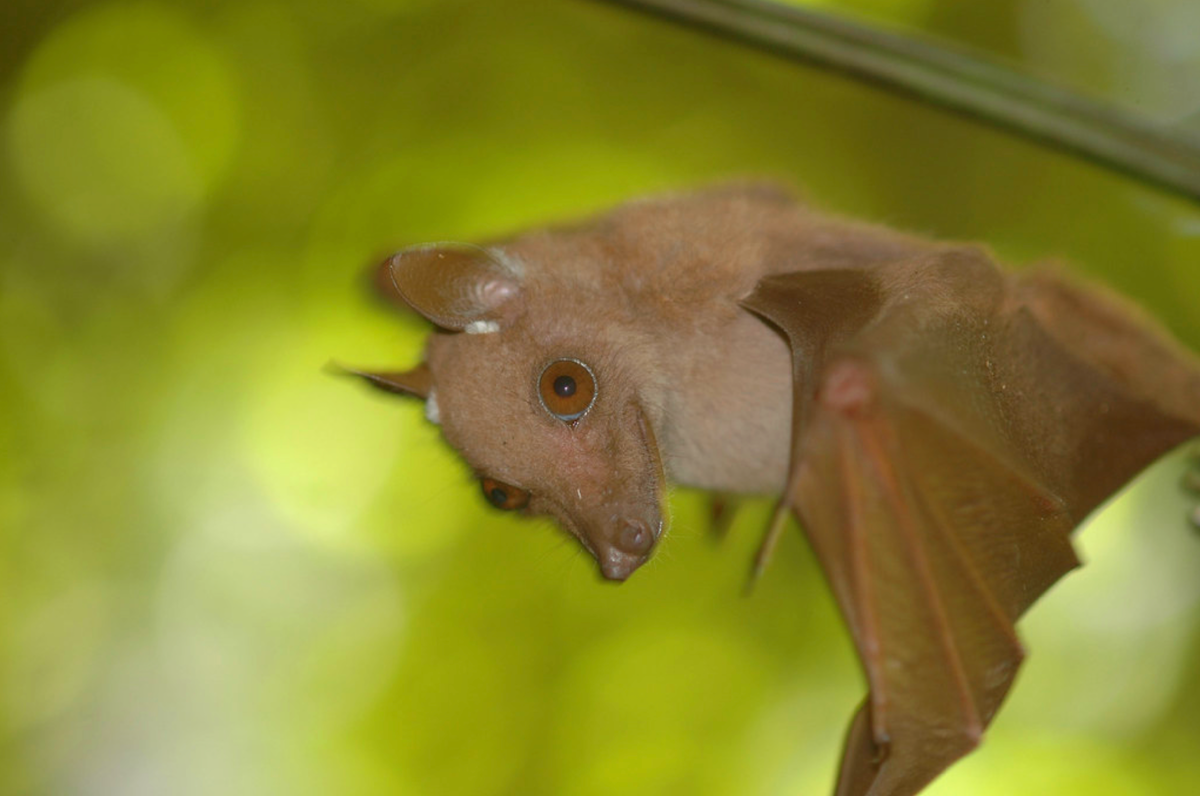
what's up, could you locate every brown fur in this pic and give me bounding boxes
[352,184,1200,579]
[347,184,1200,796]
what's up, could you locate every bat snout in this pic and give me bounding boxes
[579,399,666,582]
[595,517,661,581]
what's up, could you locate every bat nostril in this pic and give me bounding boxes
[617,519,654,555]
[594,518,657,581]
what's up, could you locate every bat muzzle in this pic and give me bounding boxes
[596,517,661,581]
[585,400,668,582]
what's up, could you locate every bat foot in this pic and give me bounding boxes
[708,493,739,540]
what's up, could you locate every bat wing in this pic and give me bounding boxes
[741,249,1198,796]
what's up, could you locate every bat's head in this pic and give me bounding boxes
[346,241,668,581]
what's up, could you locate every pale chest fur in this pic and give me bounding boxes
[654,305,795,495]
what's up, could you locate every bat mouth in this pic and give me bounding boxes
[549,506,663,582]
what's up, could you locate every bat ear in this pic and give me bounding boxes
[385,243,522,333]
[331,361,433,401]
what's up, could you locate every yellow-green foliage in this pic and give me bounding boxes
[1,1,1198,795]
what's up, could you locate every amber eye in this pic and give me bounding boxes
[480,477,529,511]
[538,358,597,421]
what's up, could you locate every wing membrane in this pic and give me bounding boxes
[741,252,1198,796]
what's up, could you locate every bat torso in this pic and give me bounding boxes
[601,192,1200,509]
[535,187,936,495]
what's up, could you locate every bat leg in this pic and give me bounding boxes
[745,501,790,594]
[834,699,977,796]
[708,493,740,540]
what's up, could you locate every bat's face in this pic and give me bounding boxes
[426,328,666,580]
[350,242,667,581]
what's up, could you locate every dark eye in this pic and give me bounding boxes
[538,358,596,421]
[480,477,529,511]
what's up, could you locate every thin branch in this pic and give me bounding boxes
[592,0,1200,203]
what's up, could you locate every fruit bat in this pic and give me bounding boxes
[341,184,1200,796]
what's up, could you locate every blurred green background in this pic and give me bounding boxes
[2,1,1199,794]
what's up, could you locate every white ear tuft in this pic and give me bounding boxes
[424,388,441,424]
[463,320,500,335]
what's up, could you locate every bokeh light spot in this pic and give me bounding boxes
[3,581,114,731]
[6,2,239,243]
[242,343,403,550]
[17,2,239,190]
[156,510,405,735]
[7,77,203,242]
[239,318,469,559]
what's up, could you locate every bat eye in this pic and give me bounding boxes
[538,358,596,421]
[480,477,529,511]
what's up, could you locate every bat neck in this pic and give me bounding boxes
[653,309,794,495]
